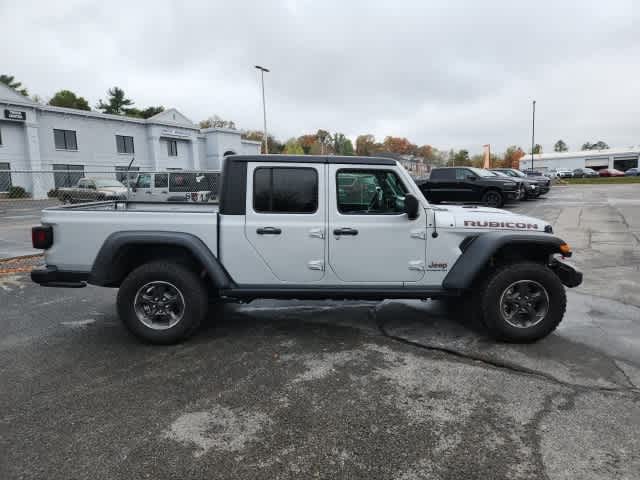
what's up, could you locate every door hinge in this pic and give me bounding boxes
[408,260,425,271]
[308,260,325,271]
[309,228,325,239]
[410,229,426,240]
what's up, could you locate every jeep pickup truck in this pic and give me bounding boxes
[31,155,582,345]
[417,167,523,208]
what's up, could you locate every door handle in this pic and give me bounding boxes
[333,227,358,236]
[257,227,282,235]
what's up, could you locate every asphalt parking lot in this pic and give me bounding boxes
[1,185,639,479]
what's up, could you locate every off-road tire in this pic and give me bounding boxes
[480,262,566,343]
[117,261,208,344]
[482,189,504,208]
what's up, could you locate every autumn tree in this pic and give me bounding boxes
[332,133,354,156]
[0,74,28,96]
[382,136,416,155]
[48,90,91,111]
[283,138,304,154]
[96,87,134,115]
[553,139,568,152]
[503,145,525,169]
[451,149,471,166]
[532,144,543,154]
[355,134,377,156]
[199,115,236,129]
[297,134,317,154]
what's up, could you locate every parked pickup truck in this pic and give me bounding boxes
[56,178,128,203]
[31,155,582,345]
[417,167,523,208]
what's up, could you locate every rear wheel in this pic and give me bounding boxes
[482,190,504,208]
[480,262,566,343]
[117,261,208,344]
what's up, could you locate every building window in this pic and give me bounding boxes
[116,135,135,154]
[0,163,11,192]
[115,166,140,183]
[53,164,84,188]
[167,140,178,157]
[253,167,318,213]
[53,129,78,151]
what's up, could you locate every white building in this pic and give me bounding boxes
[0,83,261,196]
[519,148,639,173]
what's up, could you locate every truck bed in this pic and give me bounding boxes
[41,201,219,272]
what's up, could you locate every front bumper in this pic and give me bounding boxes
[549,259,582,288]
[31,266,89,288]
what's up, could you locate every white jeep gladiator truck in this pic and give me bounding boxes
[31,155,582,344]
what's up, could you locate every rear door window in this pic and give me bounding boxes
[253,167,318,213]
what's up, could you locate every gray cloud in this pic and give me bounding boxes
[2,0,638,153]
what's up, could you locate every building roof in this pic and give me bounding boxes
[528,147,640,161]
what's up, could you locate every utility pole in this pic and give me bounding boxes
[531,100,536,170]
[255,65,270,154]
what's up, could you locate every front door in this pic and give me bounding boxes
[328,166,426,283]
[245,163,326,282]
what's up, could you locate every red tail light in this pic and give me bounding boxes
[32,226,53,249]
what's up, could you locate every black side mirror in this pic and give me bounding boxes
[467,175,476,181]
[405,193,420,220]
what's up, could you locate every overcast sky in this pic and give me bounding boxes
[2,0,638,154]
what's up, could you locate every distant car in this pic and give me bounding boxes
[572,168,598,178]
[554,169,574,178]
[57,178,127,203]
[624,167,640,176]
[599,168,625,177]
[490,168,550,197]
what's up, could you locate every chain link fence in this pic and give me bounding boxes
[0,169,221,275]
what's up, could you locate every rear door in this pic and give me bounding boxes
[244,163,326,282]
[328,165,426,283]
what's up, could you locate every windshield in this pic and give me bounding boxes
[467,167,495,177]
[511,170,527,177]
[491,171,510,177]
[95,179,125,188]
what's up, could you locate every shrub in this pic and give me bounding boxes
[47,188,59,198]
[8,186,29,198]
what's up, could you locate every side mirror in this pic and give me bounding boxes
[467,175,476,181]
[405,193,420,220]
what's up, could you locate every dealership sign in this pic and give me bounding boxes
[161,128,190,138]
[4,109,26,121]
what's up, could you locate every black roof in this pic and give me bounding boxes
[226,154,396,166]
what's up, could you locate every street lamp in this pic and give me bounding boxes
[531,100,536,170]
[255,65,270,154]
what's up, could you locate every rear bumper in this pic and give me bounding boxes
[31,266,89,288]
[549,259,582,288]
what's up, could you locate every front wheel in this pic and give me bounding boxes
[480,262,566,343]
[482,190,504,208]
[117,261,208,344]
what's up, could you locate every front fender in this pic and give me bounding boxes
[442,232,568,289]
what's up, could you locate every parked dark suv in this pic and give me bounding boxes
[418,167,522,208]
[491,168,551,196]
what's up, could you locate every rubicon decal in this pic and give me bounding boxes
[464,220,539,230]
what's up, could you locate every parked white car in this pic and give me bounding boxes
[128,171,219,202]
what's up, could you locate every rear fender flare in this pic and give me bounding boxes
[89,231,234,288]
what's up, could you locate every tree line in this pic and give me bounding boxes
[1,74,612,166]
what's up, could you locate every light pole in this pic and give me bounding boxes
[255,65,270,154]
[531,100,536,170]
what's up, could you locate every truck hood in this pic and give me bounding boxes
[99,187,128,195]
[433,205,551,234]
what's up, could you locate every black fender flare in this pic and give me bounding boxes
[442,232,566,289]
[89,231,235,288]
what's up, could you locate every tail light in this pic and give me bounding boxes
[32,226,53,249]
